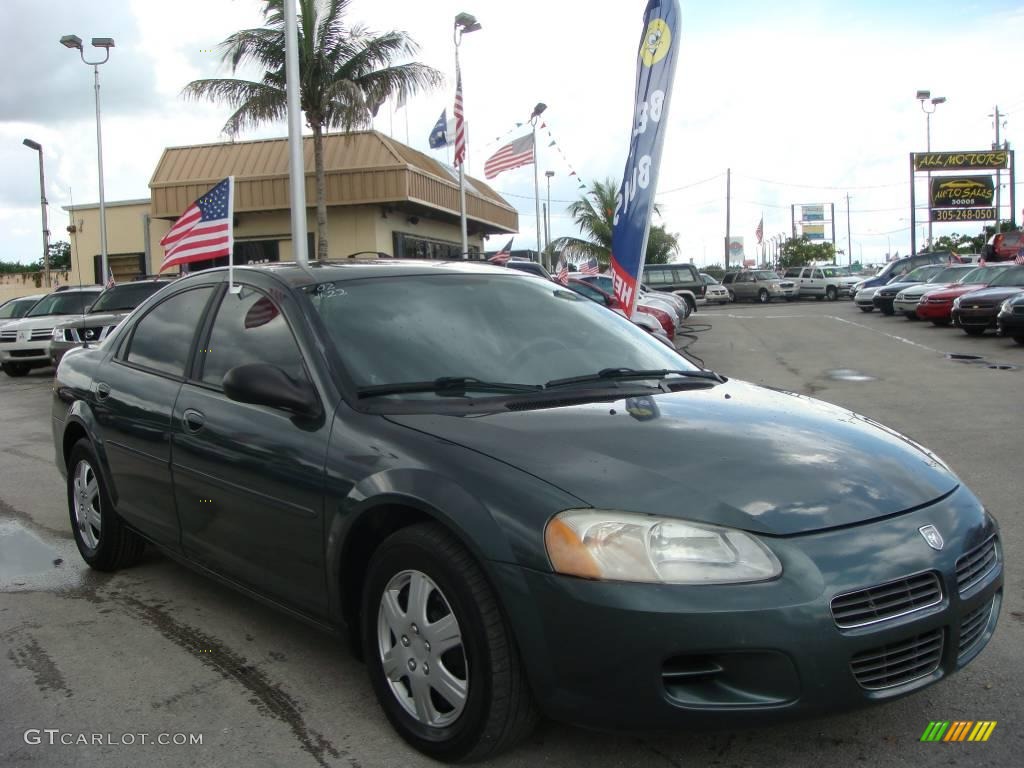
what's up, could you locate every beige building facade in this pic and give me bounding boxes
[63,130,518,286]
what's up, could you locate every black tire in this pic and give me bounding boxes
[727,289,736,302]
[962,327,985,337]
[931,319,951,327]
[66,439,145,571]
[2,362,30,377]
[904,313,919,321]
[859,306,873,313]
[362,523,537,762]
[826,286,838,301]
[1013,336,1024,346]
[757,289,769,303]
[684,296,696,315]
[880,307,894,316]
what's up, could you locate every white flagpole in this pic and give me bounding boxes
[227,176,238,293]
[532,120,542,268]
[284,0,309,267]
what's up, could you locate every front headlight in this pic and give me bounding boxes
[1000,299,1014,314]
[52,328,71,342]
[895,293,906,302]
[952,297,962,309]
[545,510,782,584]
[853,281,865,292]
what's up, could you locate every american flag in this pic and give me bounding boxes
[159,177,234,272]
[755,216,764,245]
[453,64,466,167]
[1016,249,1024,265]
[244,295,281,329]
[556,260,569,285]
[489,238,514,265]
[580,257,600,275]
[105,266,116,288]
[484,134,534,179]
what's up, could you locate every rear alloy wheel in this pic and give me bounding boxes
[67,439,145,571]
[962,327,986,337]
[758,289,770,303]
[2,362,31,377]
[826,286,838,301]
[363,523,536,761]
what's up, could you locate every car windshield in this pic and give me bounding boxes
[988,268,1024,287]
[961,266,1008,284]
[0,297,39,319]
[753,271,776,280]
[26,291,100,317]
[88,282,169,313]
[899,266,937,282]
[928,266,971,283]
[306,274,693,394]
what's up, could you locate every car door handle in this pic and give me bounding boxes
[183,409,205,433]
[95,382,111,401]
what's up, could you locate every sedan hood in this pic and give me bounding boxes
[55,310,129,329]
[957,286,1024,305]
[2,313,85,331]
[387,380,958,536]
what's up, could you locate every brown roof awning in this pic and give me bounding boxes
[149,130,517,234]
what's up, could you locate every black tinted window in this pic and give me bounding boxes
[200,287,306,387]
[89,282,169,313]
[125,287,214,376]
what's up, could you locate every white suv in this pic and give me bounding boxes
[784,266,860,300]
[0,286,102,376]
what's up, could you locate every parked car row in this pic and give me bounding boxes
[0,279,174,377]
[851,262,1024,345]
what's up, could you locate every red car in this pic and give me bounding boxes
[566,278,675,340]
[914,265,1015,326]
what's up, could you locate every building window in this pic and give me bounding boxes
[94,253,146,284]
[393,232,479,260]
[183,239,281,273]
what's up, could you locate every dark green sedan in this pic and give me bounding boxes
[51,261,1002,761]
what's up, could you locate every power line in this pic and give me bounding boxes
[733,172,909,191]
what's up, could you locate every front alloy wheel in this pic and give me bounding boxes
[758,289,770,303]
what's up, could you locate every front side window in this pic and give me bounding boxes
[722,273,735,284]
[199,287,307,387]
[306,274,690,392]
[124,287,215,377]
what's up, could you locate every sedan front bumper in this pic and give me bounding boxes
[952,307,999,330]
[494,486,1001,731]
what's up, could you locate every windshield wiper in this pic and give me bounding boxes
[358,376,543,399]
[545,368,725,389]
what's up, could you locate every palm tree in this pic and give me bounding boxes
[183,0,443,259]
[549,178,679,268]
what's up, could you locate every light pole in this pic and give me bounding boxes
[23,139,51,287]
[61,34,114,284]
[529,102,547,266]
[544,170,554,258]
[454,12,481,258]
[917,89,945,248]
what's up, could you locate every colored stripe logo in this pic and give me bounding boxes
[920,721,997,742]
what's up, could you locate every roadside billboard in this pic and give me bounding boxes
[802,204,825,221]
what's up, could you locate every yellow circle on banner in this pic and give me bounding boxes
[641,19,671,67]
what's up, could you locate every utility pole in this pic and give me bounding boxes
[845,193,853,268]
[990,105,1004,227]
[724,167,731,270]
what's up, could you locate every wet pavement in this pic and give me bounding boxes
[1,300,1022,767]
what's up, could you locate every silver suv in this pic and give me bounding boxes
[722,269,797,303]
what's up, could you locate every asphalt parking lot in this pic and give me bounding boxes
[1,299,1021,767]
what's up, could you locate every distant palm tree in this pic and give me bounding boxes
[183,0,443,259]
[549,178,679,268]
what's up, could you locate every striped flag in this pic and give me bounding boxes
[1015,250,1024,265]
[556,260,569,285]
[489,238,514,265]
[484,134,534,179]
[105,266,116,289]
[453,64,466,167]
[755,216,764,245]
[580,257,600,275]
[159,177,234,272]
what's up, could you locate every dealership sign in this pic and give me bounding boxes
[930,208,997,222]
[914,150,1010,171]
[802,204,825,221]
[929,175,995,209]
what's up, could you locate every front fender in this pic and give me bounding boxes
[58,400,119,506]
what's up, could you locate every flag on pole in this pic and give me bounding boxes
[1015,249,1024,265]
[755,216,764,245]
[158,177,234,272]
[489,238,514,265]
[105,266,116,289]
[484,134,535,179]
[556,260,569,285]
[608,0,681,315]
[580,257,600,275]
[453,64,466,167]
[428,110,449,149]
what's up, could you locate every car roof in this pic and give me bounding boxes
[187,259,520,289]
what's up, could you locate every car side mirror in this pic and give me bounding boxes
[223,363,320,418]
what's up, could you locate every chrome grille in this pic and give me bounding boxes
[927,296,950,304]
[850,629,943,690]
[958,598,994,658]
[0,330,17,342]
[29,328,53,340]
[956,536,998,593]
[831,572,942,629]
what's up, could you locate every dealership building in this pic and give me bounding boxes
[63,130,519,285]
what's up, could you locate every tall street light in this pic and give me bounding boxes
[61,34,114,284]
[529,102,547,267]
[454,12,481,258]
[917,89,946,248]
[22,139,51,287]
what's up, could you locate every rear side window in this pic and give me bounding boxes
[672,266,696,283]
[199,287,307,387]
[125,287,215,377]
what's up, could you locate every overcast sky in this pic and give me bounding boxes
[2,0,1023,268]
